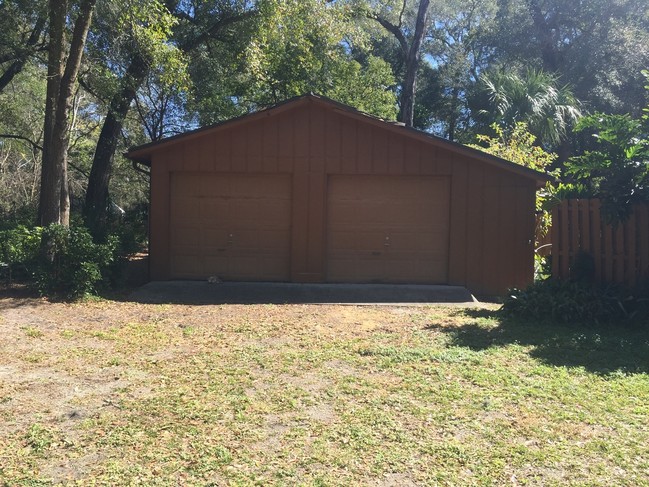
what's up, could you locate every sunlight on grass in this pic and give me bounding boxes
[0,301,648,485]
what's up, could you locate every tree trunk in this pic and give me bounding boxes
[82,5,256,236]
[38,0,96,227]
[527,0,560,72]
[0,59,30,93]
[84,54,148,237]
[38,0,66,226]
[447,87,459,142]
[399,58,417,126]
[397,0,430,127]
[0,14,46,93]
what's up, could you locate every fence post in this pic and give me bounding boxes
[591,200,602,282]
[638,205,649,281]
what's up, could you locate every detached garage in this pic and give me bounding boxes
[126,94,550,296]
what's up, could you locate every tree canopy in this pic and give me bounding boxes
[0,0,647,234]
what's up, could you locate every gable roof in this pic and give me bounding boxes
[125,93,552,186]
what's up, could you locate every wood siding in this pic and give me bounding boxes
[169,173,292,281]
[551,199,649,287]
[149,100,536,295]
[326,175,450,283]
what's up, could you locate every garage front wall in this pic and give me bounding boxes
[327,175,450,284]
[169,173,292,281]
[148,98,537,295]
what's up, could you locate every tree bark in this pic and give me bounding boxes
[0,14,46,93]
[38,0,67,226]
[82,5,256,238]
[527,0,560,72]
[84,53,148,236]
[398,0,430,127]
[38,0,96,227]
[447,86,459,142]
[372,0,430,127]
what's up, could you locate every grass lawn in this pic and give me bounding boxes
[1,295,648,486]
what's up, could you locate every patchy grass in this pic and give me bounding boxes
[0,298,648,485]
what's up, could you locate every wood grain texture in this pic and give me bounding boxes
[146,100,537,295]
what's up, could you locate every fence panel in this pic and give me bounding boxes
[550,199,649,286]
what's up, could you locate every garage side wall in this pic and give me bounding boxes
[149,101,535,295]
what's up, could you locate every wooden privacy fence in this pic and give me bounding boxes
[551,199,649,286]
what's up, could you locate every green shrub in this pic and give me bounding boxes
[500,279,648,327]
[0,225,41,282]
[99,204,149,288]
[1,224,118,299]
[35,224,118,299]
[0,204,37,231]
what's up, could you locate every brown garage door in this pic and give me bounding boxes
[169,173,291,280]
[326,176,450,283]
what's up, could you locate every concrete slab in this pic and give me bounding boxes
[129,281,478,305]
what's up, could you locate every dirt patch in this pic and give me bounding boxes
[0,297,435,481]
[5,295,635,487]
[323,359,358,375]
[304,403,337,423]
[377,473,420,486]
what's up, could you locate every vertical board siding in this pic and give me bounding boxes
[325,111,341,174]
[247,122,263,173]
[310,107,326,165]
[481,171,501,295]
[559,198,570,278]
[517,184,536,287]
[165,144,184,171]
[277,113,294,172]
[356,123,373,173]
[639,205,649,281]
[231,124,247,170]
[465,163,485,293]
[498,179,517,292]
[148,99,537,295]
[149,154,171,279]
[387,133,404,174]
[579,199,591,253]
[213,130,232,172]
[262,117,279,172]
[448,155,468,285]
[404,140,420,175]
[419,147,437,175]
[307,173,327,275]
[293,107,310,159]
[435,149,452,175]
[290,171,310,278]
[371,126,388,174]
[551,199,649,286]
[183,139,199,171]
[591,201,602,280]
[340,117,357,174]
[198,135,213,172]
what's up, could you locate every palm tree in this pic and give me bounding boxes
[475,68,582,148]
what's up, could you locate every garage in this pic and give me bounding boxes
[169,173,291,280]
[126,94,550,296]
[326,175,450,283]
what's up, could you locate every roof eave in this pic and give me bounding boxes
[124,93,552,186]
[124,95,313,164]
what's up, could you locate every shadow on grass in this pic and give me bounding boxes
[0,284,42,310]
[427,308,649,376]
